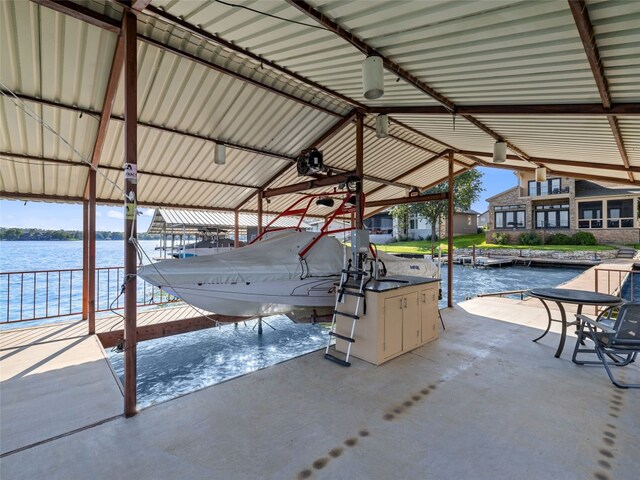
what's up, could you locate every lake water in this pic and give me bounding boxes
[1,240,587,407]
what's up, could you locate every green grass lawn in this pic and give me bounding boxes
[376,233,617,255]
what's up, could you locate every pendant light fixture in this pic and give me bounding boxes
[493,141,507,163]
[375,114,389,138]
[214,143,226,165]
[362,55,384,100]
[535,166,547,182]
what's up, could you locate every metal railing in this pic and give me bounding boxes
[474,289,528,300]
[1,266,178,324]
[594,267,635,301]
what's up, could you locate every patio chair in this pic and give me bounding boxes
[572,303,639,388]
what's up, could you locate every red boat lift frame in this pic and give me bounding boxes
[250,191,369,260]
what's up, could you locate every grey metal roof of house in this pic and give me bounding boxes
[146,209,309,235]
[574,180,640,198]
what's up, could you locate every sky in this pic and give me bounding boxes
[0,167,516,231]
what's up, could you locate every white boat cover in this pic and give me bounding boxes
[138,231,344,286]
[377,251,439,278]
[138,230,439,287]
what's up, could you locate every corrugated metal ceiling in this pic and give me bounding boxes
[1,0,638,215]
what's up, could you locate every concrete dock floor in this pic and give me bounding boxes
[0,334,123,455]
[1,298,638,479]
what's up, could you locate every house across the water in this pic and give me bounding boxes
[486,173,640,244]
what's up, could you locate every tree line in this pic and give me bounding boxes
[0,228,159,241]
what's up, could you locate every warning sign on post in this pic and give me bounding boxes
[124,163,137,184]
[125,203,135,220]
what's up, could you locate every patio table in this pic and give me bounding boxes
[526,288,624,358]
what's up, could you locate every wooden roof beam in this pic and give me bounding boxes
[30,1,346,119]
[83,25,125,199]
[369,104,640,115]
[459,150,640,174]
[568,0,633,182]
[143,4,367,113]
[30,0,120,32]
[263,173,352,198]
[0,153,259,189]
[467,153,635,185]
[367,151,449,198]
[3,92,297,162]
[366,191,449,209]
[234,111,357,210]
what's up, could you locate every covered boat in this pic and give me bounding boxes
[138,193,438,316]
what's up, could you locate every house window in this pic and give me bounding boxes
[534,204,569,229]
[578,201,603,229]
[494,205,525,229]
[607,199,634,228]
[528,178,564,197]
[409,215,416,230]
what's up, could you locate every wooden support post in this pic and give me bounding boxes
[447,151,454,308]
[88,169,96,334]
[257,191,263,235]
[355,112,364,229]
[258,317,263,336]
[234,209,240,248]
[123,11,138,418]
[82,199,89,320]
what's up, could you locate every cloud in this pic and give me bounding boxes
[141,208,154,216]
[107,209,124,220]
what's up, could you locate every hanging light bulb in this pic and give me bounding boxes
[214,143,226,165]
[493,141,507,163]
[362,55,384,100]
[375,114,389,138]
[535,166,547,182]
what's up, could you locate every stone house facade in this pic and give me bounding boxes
[486,174,640,245]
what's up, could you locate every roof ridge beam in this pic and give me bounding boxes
[286,0,531,160]
[568,0,633,182]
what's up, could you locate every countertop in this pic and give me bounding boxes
[362,275,440,293]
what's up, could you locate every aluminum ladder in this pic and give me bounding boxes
[324,265,368,367]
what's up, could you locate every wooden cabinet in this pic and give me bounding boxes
[420,285,438,344]
[334,277,439,365]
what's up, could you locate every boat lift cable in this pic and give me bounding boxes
[0,83,124,194]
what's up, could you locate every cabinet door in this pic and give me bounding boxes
[402,291,420,350]
[383,296,403,358]
[421,286,438,343]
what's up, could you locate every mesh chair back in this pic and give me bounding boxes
[612,302,640,346]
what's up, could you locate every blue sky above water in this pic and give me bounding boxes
[0,167,517,232]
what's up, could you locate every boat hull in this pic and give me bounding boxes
[159,277,339,317]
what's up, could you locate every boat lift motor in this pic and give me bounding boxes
[351,229,370,271]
